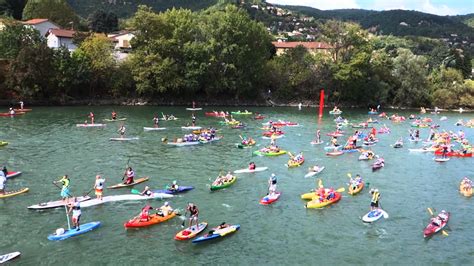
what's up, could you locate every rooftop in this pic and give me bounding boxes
[23,18,49,25]
[272,41,331,49]
[47,29,75,38]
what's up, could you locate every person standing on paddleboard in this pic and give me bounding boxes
[191,113,196,127]
[68,198,81,231]
[118,124,126,139]
[369,189,380,210]
[186,203,199,230]
[0,170,6,195]
[94,175,105,200]
[111,111,117,121]
[88,112,94,124]
[152,115,159,128]
[54,175,70,201]
[19,101,24,110]
[268,174,277,196]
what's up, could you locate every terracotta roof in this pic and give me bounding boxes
[48,29,75,38]
[272,41,331,49]
[23,18,49,25]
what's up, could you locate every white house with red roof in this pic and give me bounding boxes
[108,31,135,60]
[272,41,331,56]
[23,18,60,37]
[46,29,77,51]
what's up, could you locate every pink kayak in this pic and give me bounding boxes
[260,192,281,205]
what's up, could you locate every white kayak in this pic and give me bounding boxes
[76,123,106,128]
[181,126,202,130]
[262,135,284,140]
[0,252,20,264]
[234,167,268,174]
[110,137,139,141]
[434,157,450,162]
[362,209,389,223]
[27,196,91,210]
[310,140,323,145]
[408,148,436,152]
[143,127,167,131]
[80,193,173,208]
[304,167,325,178]
[186,108,202,111]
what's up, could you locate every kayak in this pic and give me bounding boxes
[262,135,284,140]
[76,123,106,127]
[210,176,237,191]
[143,127,166,131]
[205,112,227,117]
[192,224,240,243]
[175,223,208,240]
[231,111,252,115]
[0,188,29,198]
[80,193,172,208]
[304,167,325,178]
[408,147,436,152]
[372,159,385,171]
[181,126,202,130]
[28,196,91,210]
[305,192,341,209]
[234,167,268,174]
[423,212,449,238]
[103,118,127,122]
[254,115,265,120]
[0,141,8,146]
[186,108,202,111]
[253,150,287,156]
[434,158,450,162]
[310,140,324,145]
[0,112,25,117]
[124,212,177,228]
[358,154,375,160]
[434,151,472,157]
[348,182,364,195]
[362,209,389,223]
[235,139,256,149]
[159,117,179,121]
[324,146,342,151]
[152,186,194,194]
[287,158,304,168]
[6,171,22,179]
[260,192,281,205]
[107,177,149,189]
[0,252,21,264]
[110,137,139,141]
[262,131,284,137]
[14,108,32,112]
[363,141,377,146]
[329,110,342,115]
[326,151,343,156]
[368,111,378,115]
[459,184,472,197]
[48,221,101,241]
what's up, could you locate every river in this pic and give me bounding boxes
[0,106,473,265]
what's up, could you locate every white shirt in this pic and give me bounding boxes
[95,178,105,190]
[0,172,6,189]
[72,202,81,217]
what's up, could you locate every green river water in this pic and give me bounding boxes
[0,106,473,265]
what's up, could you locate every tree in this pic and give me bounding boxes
[430,67,473,108]
[0,23,43,59]
[0,0,27,19]
[23,0,80,29]
[88,9,119,33]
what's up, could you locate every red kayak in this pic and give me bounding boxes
[272,122,298,127]
[205,112,227,118]
[254,115,265,120]
[423,212,449,238]
[14,109,32,112]
[262,131,284,137]
[434,150,472,157]
[6,171,22,179]
[0,112,25,117]
[260,192,281,205]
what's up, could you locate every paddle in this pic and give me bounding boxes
[131,189,140,195]
[427,208,448,236]
[64,205,71,231]
[83,187,94,197]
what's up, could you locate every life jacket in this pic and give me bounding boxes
[371,192,380,203]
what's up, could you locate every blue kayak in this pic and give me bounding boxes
[192,224,240,243]
[152,186,194,194]
[48,221,101,241]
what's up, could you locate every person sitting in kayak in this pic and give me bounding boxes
[186,203,199,230]
[367,151,375,160]
[438,210,448,221]
[140,186,153,196]
[0,170,6,195]
[168,180,179,191]
[111,111,117,120]
[249,162,256,170]
[88,112,94,124]
[370,189,380,210]
[124,167,135,185]
[293,152,303,162]
[326,188,335,201]
[350,175,362,191]
[68,198,81,231]
[118,124,126,138]
[94,175,105,200]
[54,175,70,200]
[224,172,233,180]
[216,222,230,230]
[331,137,339,147]
[139,205,153,222]
[157,202,173,217]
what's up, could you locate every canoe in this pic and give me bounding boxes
[231,111,252,115]
[210,176,237,191]
[459,184,473,197]
[304,167,325,178]
[0,141,8,146]
[287,158,304,168]
[329,111,342,115]
[80,193,173,208]
[124,212,177,228]
[76,123,106,128]
[48,221,101,241]
[0,112,25,117]
[423,212,449,238]
[6,171,22,179]
[260,192,281,205]
[143,127,166,131]
[152,186,194,194]
[0,252,21,264]
[234,167,268,174]
[103,118,127,122]
[326,151,343,156]
[14,108,32,112]
[348,182,364,195]
[27,196,91,210]
[186,108,202,111]
[253,150,287,156]
[434,158,450,162]
[305,192,341,209]
[175,223,208,240]
[362,209,389,223]
[110,137,139,141]
[0,188,29,198]
[434,151,472,157]
[107,177,149,189]
[181,126,202,130]
[192,224,240,243]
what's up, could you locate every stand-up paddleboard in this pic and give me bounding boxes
[234,167,268,174]
[47,221,101,241]
[0,188,29,199]
[6,171,22,179]
[0,251,21,264]
[167,141,200,146]
[28,196,91,210]
[186,108,202,111]
[14,108,32,112]
[362,209,389,223]
[103,118,127,122]
[107,177,149,189]
[434,157,450,162]
[76,123,106,128]
[260,192,281,205]
[310,140,323,145]
[144,127,166,131]
[79,193,173,208]
[181,126,202,130]
[175,222,208,240]
[304,167,325,178]
[109,137,139,141]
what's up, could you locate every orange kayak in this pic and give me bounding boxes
[124,212,176,228]
[348,182,364,195]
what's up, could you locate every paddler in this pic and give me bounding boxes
[249,162,256,170]
[54,175,71,201]
[139,205,153,222]
[186,202,199,230]
[369,189,380,210]
[152,115,159,128]
[111,111,117,120]
[331,137,339,147]
[123,167,135,185]
[0,170,6,195]
[88,112,94,124]
[168,181,179,191]
[140,186,153,196]
[157,202,173,217]
[191,113,196,127]
[316,129,321,143]
[2,166,7,177]
[68,197,82,231]
[19,101,24,110]
[350,174,362,191]
[93,175,105,200]
[8,108,15,115]
[268,174,277,196]
[118,124,126,138]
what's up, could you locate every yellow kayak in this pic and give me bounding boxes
[287,158,304,168]
[301,191,318,200]
[348,182,364,195]
[305,192,341,209]
[460,184,473,197]
[0,188,29,198]
[0,141,8,147]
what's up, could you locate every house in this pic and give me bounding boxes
[23,18,60,37]
[272,41,331,56]
[108,31,135,61]
[46,29,77,51]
